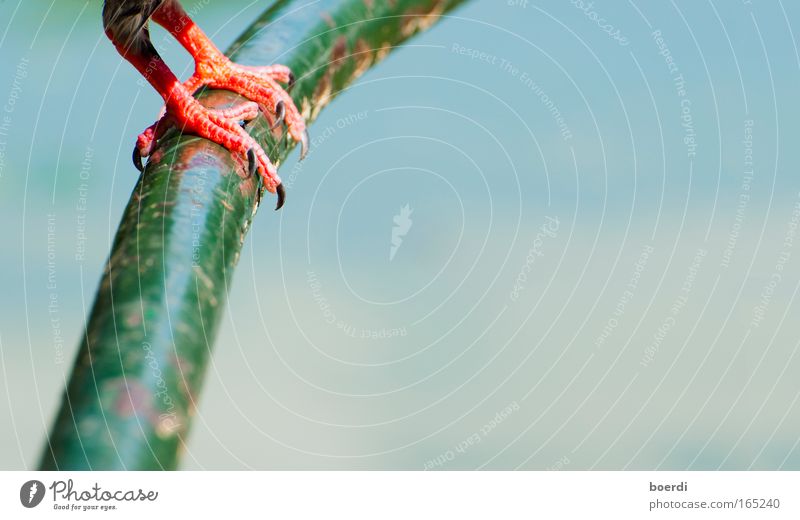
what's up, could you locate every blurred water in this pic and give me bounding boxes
[1,0,800,470]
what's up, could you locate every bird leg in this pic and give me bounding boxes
[138,1,308,177]
[108,0,308,209]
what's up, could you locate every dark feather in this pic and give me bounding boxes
[103,0,169,53]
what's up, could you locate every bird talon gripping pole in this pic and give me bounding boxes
[40,0,466,470]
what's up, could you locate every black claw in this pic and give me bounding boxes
[275,183,286,210]
[133,147,144,173]
[299,129,309,161]
[247,148,257,178]
[270,101,286,130]
[287,72,296,92]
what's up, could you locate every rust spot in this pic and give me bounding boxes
[233,170,259,198]
[321,12,335,28]
[110,379,153,418]
[185,149,219,172]
[311,36,350,118]
[301,97,313,120]
[312,71,333,119]
[150,149,164,163]
[105,374,186,439]
[375,42,393,63]
[221,199,234,211]
[172,354,195,376]
[331,36,349,68]
[401,0,448,37]
[352,39,373,80]
[125,312,143,328]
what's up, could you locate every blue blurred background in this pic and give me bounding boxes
[2,0,800,469]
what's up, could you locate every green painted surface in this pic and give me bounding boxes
[40,0,466,470]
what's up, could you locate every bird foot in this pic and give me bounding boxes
[134,59,307,210]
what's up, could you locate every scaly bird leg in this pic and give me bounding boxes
[134,1,308,203]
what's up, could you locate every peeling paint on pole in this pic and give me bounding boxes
[40,0,466,470]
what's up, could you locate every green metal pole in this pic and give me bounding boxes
[40,0,466,470]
